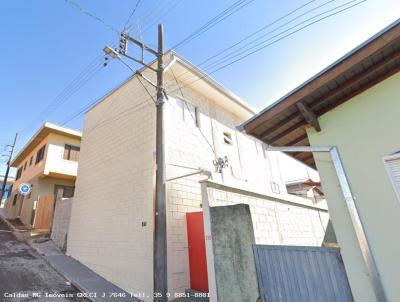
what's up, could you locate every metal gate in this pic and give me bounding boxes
[253,245,353,302]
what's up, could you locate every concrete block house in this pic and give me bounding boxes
[67,52,329,300]
[5,122,81,231]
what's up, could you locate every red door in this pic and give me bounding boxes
[186,212,209,292]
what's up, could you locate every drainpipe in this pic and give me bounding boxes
[264,145,387,302]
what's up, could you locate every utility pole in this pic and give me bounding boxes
[0,133,18,201]
[103,24,167,301]
[154,24,168,302]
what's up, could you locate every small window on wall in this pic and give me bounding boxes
[270,181,280,194]
[383,153,400,202]
[29,156,33,166]
[223,131,233,145]
[35,145,46,164]
[63,145,80,161]
[16,167,23,180]
[183,101,199,127]
[63,186,75,198]
[23,162,27,171]
[12,194,18,206]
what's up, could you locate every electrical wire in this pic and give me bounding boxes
[19,55,106,135]
[62,0,119,34]
[202,0,360,72]
[168,0,367,95]
[171,0,256,50]
[170,0,325,81]
[123,0,143,31]
[198,0,333,70]
[61,73,156,128]
[135,0,164,29]
[170,69,216,156]
[142,0,184,33]
[85,102,150,133]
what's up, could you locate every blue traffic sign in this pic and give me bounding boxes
[19,183,31,195]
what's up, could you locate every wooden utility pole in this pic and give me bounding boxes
[104,24,168,301]
[0,133,17,201]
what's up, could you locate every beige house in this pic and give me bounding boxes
[242,20,400,302]
[67,51,329,300]
[5,122,81,230]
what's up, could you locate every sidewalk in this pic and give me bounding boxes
[1,209,208,302]
[0,208,140,302]
[29,238,142,302]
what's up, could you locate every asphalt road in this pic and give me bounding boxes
[0,219,87,302]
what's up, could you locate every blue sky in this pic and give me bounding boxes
[0,0,399,174]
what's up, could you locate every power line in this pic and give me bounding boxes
[171,0,256,50]
[135,0,164,29]
[19,55,105,134]
[61,73,156,128]
[142,0,184,33]
[123,0,143,30]
[197,0,331,70]
[170,69,216,155]
[62,0,119,34]
[204,0,367,74]
[168,0,367,96]
[202,0,359,72]
[171,0,321,81]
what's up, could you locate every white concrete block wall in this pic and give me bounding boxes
[209,187,329,246]
[163,75,324,296]
[51,197,73,250]
[67,76,156,300]
[66,63,327,299]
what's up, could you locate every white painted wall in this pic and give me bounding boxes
[67,75,156,300]
[163,70,326,297]
[44,133,80,177]
[67,64,324,299]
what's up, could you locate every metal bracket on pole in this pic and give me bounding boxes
[264,144,387,302]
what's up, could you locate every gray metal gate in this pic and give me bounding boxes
[253,245,353,302]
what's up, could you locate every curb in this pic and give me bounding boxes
[0,214,31,241]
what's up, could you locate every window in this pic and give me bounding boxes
[383,153,400,202]
[172,97,199,128]
[23,161,27,171]
[35,145,46,164]
[63,144,80,161]
[29,156,33,166]
[270,181,281,194]
[183,101,199,127]
[62,186,75,198]
[223,131,233,145]
[16,167,23,180]
[12,194,18,206]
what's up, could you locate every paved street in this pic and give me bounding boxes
[0,219,87,302]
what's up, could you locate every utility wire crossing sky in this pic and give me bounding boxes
[0,0,398,175]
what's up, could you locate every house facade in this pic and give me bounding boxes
[242,20,400,302]
[5,123,81,230]
[0,176,15,207]
[67,52,329,300]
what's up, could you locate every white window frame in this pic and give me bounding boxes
[383,153,400,202]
